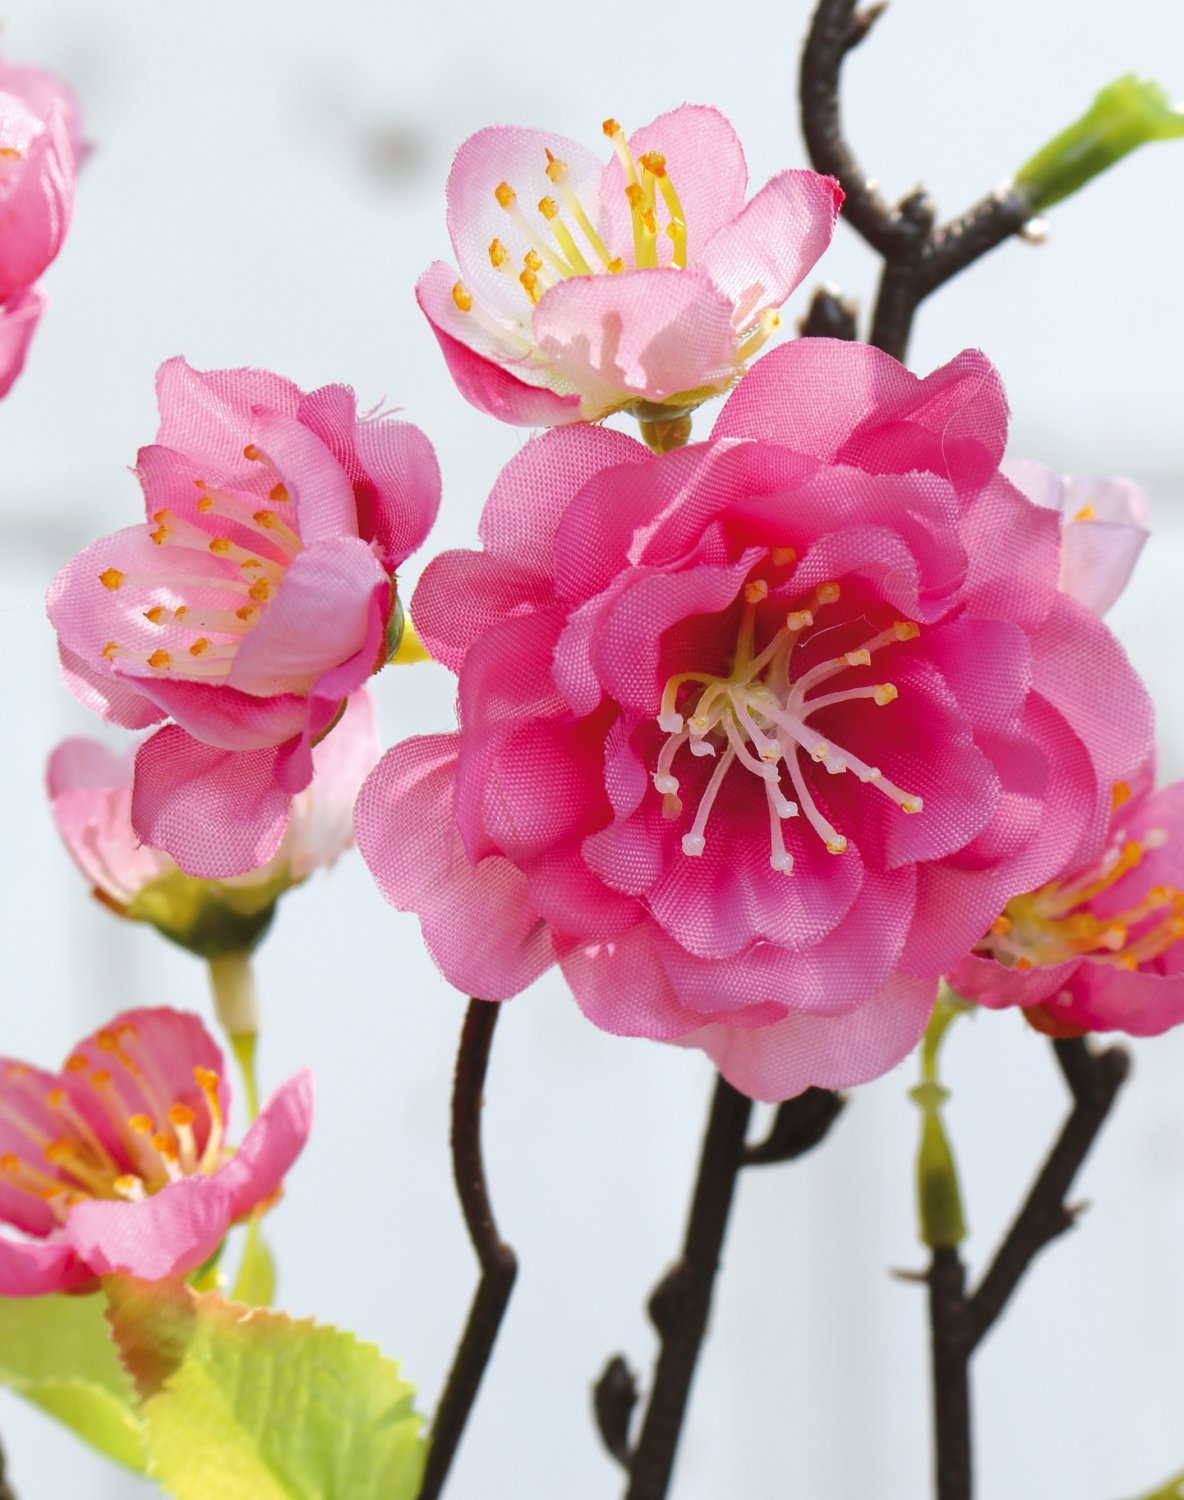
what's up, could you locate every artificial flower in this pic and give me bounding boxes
[0,1008,311,1294]
[0,57,80,303]
[418,106,841,441]
[356,338,1153,1100]
[47,359,439,878]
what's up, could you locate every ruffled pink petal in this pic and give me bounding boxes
[600,107,749,268]
[227,539,388,698]
[246,409,358,546]
[0,282,45,397]
[297,384,441,571]
[65,1176,234,1280]
[714,341,1008,484]
[281,690,379,880]
[153,358,302,466]
[47,737,174,903]
[57,645,163,730]
[418,265,583,426]
[697,170,842,325]
[0,97,74,299]
[479,422,647,563]
[0,1236,92,1296]
[445,125,605,312]
[532,268,738,413]
[214,1069,313,1220]
[681,970,937,1101]
[412,550,555,676]
[355,734,554,998]
[131,726,295,877]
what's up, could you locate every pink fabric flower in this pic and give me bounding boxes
[0,281,45,397]
[47,691,379,955]
[948,768,1184,1039]
[1002,458,1149,616]
[0,1008,312,1294]
[418,106,842,430]
[47,359,439,878]
[0,58,79,303]
[356,338,1153,1101]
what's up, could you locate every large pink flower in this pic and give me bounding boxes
[0,57,80,303]
[948,769,1184,1040]
[418,106,842,434]
[0,282,45,397]
[47,360,439,878]
[47,691,379,956]
[356,338,1153,1100]
[0,1008,312,1295]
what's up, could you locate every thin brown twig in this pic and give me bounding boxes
[799,0,1032,360]
[923,1038,1130,1500]
[417,999,517,1500]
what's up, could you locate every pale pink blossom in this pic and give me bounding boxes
[356,338,1153,1100]
[0,58,79,302]
[1002,458,1149,616]
[0,1008,312,1295]
[47,691,379,954]
[948,767,1184,1039]
[418,106,842,432]
[47,360,439,878]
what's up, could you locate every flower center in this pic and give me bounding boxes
[97,444,300,682]
[0,1024,228,1225]
[652,565,924,873]
[977,796,1184,974]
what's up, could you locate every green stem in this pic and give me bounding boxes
[208,952,261,1120]
[231,1032,261,1122]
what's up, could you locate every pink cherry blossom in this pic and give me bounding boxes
[1002,458,1149,616]
[0,282,45,397]
[418,106,842,435]
[0,58,79,303]
[948,768,1184,1039]
[355,338,1154,1100]
[47,360,439,879]
[47,691,379,952]
[0,1008,312,1294]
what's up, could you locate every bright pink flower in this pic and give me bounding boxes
[47,691,379,954]
[0,58,80,302]
[1002,458,1149,616]
[356,338,1153,1101]
[948,769,1184,1039]
[0,1008,312,1294]
[418,106,842,431]
[0,282,45,397]
[47,359,439,878]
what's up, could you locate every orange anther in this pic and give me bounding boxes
[488,238,508,268]
[602,118,622,138]
[99,569,124,591]
[209,537,233,555]
[451,281,473,312]
[638,151,667,176]
[268,482,290,503]
[147,650,172,670]
[189,638,210,657]
[494,181,515,207]
[538,196,559,220]
[143,606,166,624]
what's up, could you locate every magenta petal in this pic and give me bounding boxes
[417,263,582,426]
[132,726,293,877]
[0,283,45,397]
[532,268,738,412]
[356,735,554,998]
[228,539,388,697]
[698,170,842,323]
[214,1070,313,1220]
[66,1177,234,1280]
[0,1237,92,1297]
[682,970,937,1101]
[0,100,74,299]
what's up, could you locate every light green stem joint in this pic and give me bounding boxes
[1014,75,1184,212]
[910,986,971,1249]
[208,951,261,1121]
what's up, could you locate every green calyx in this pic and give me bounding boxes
[1015,75,1184,212]
[123,866,292,960]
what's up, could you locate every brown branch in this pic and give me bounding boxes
[800,0,1033,360]
[921,1037,1130,1500]
[418,999,517,1500]
[743,1087,845,1167]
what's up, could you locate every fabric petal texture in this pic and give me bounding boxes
[356,338,1154,1099]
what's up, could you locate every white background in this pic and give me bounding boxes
[0,1,1181,1496]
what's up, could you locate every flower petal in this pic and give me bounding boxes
[66,1176,234,1280]
[214,1069,313,1220]
[0,1237,92,1296]
[0,282,45,397]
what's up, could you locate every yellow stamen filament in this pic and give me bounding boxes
[546,147,616,270]
[113,1174,146,1203]
[736,310,782,363]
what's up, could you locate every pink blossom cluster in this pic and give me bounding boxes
[0,58,83,396]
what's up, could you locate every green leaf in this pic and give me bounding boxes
[230,1221,276,1307]
[0,1294,147,1473]
[106,1276,426,1500]
[1120,1471,1184,1500]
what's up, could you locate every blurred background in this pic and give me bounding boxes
[1,0,1182,1495]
